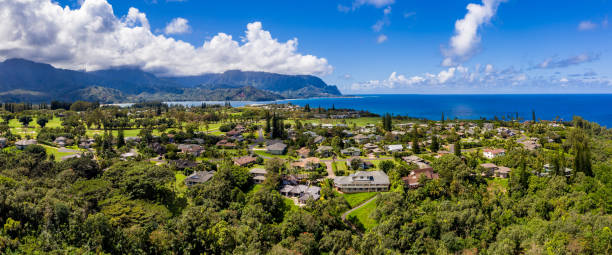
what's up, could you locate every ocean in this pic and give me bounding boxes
[165,94,612,127]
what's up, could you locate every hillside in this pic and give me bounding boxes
[0,59,341,103]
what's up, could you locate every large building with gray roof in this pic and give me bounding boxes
[333,171,390,193]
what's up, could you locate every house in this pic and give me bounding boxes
[363,143,378,151]
[280,184,321,203]
[124,136,141,144]
[0,138,7,148]
[353,134,369,144]
[316,146,334,157]
[267,142,287,155]
[249,168,267,184]
[184,171,215,187]
[297,147,310,158]
[303,131,317,137]
[334,171,390,193]
[346,157,373,169]
[234,155,258,167]
[120,151,138,160]
[541,164,573,177]
[291,157,321,171]
[483,148,506,159]
[78,138,95,149]
[172,160,198,170]
[341,147,361,156]
[313,136,325,144]
[402,155,431,168]
[216,139,237,148]
[321,123,334,129]
[54,136,68,147]
[386,144,404,153]
[15,139,37,150]
[178,144,205,156]
[480,163,499,176]
[402,168,439,188]
[495,166,511,178]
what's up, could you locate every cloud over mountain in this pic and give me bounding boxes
[0,0,332,76]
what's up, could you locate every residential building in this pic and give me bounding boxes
[15,139,37,150]
[316,145,334,157]
[353,134,369,144]
[267,142,287,155]
[0,138,7,148]
[341,147,361,156]
[185,171,215,187]
[234,155,258,167]
[496,166,512,178]
[249,168,267,184]
[291,157,321,171]
[334,171,390,193]
[480,163,499,176]
[483,148,506,159]
[386,144,403,153]
[402,168,439,188]
[297,147,310,158]
[402,155,431,168]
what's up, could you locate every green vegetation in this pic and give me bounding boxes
[342,191,377,208]
[0,102,610,254]
[347,197,378,230]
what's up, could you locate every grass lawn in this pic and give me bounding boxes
[348,197,378,231]
[254,150,293,159]
[174,172,188,195]
[85,129,142,137]
[487,178,509,193]
[42,145,75,162]
[342,192,377,208]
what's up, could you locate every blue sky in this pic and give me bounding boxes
[2,0,611,94]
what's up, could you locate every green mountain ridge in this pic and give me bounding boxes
[0,58,341,103]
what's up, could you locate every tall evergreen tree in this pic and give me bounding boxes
[454,141,462,157]
[117,129,125,148]
[532,110,537,123]
[430,135,440,152]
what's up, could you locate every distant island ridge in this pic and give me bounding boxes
[0,58,342,103]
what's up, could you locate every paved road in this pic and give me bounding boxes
[324,162,335,178]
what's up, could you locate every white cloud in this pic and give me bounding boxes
[578,21,597,31]
[383,6,392,15]
[0,0,332,76]
[437,67,456,83]
[354,0,394,8]
[403,12,416,18]
[560,77,568,83]
[164,17,190,35]
[485,64,493,73]
[377,34,388,43]
[443,0,506,66]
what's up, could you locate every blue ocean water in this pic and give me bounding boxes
[166,94,612,127]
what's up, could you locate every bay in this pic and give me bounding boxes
[164,94,612,127]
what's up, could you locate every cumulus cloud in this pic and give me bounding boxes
[164,17,190,34]
[0,0,332,76]
[534,53,600,69]
[578,18,608,31]
[442,0,506,66]
[377,34,388,43]
[578,21,598,31]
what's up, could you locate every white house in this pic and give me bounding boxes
[483,148,506,159]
